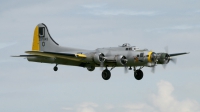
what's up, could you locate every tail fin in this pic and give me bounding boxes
[32,23,59,51]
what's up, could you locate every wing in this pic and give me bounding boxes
[13,51,87,62]
[169,52,190,57]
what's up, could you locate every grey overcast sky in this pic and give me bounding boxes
[0,0,200,112]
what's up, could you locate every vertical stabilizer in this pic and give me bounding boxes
[32,23,59,51]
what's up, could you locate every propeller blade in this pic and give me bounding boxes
[124,65,128,73]
[151,66,156,73]
[162,63,167,69]
[162,46,169,69]
[170,57,177,64]
[100,61,104,70]
[165,46,168,53]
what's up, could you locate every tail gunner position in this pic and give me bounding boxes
[13,23,189,80]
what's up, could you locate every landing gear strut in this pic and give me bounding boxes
[54,64,58,71]
[134,67,143,80]
[102,67,111,80]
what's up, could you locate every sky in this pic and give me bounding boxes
[0,0,200,112]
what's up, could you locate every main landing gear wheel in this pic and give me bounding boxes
[53,64,58,71]
[102,69,111,80]
[134,70,143,80]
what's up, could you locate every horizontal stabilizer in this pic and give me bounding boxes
[25,51,86,61]
[11,55,38,57]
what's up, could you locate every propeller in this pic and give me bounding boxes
[151,66,156,73]
[100,61,104,70]
[170,57,177,64]
[162,46,177,69]
[124,50,133,73]
[98,53,106,70]
[124,65,128,73]
[165,46,168,54]
[150,62,157,73]
[149,52,158,73]
[98,49,111,70]
[120,56,128,73]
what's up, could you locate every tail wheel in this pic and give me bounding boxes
[102,69,111,80]
[54,66,58,71]
[134,70,143,80]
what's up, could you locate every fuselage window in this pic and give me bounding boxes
[140,53,144,57]
[39,27,45,37]
[126,48,128,50]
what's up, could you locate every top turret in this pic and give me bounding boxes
[121,43,131,47]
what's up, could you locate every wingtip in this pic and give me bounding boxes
[11,55,18,57]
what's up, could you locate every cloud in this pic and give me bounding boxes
[88,10,157,16]
[77,102,98,112]
[123,103,155,112]
[147,25,200,32]
[104,104,114,110]
[196,10,200,13]
[171,25,200,30]
[82,4,107,9]
[151,80,200,112]
[62,107,73,111]
[123,80,200,112]
[62,102,98,112]
[80,3,158,16]
[61,81,200,112]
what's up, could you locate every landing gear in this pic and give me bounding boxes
[87,65,95,71]
[102,69,111,80]
[133,67,144,80]
[53,64,58,71]
[134,70,143,80]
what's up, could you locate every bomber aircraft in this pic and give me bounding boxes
[13,23,189,80]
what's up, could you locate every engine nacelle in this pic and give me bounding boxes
[93,53,105,64]
[116,55,127,65]
[147,52,157,63]
[157,53,170,64]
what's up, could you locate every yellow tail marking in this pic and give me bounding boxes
[148,51,152,62]
[32,26,40,51]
